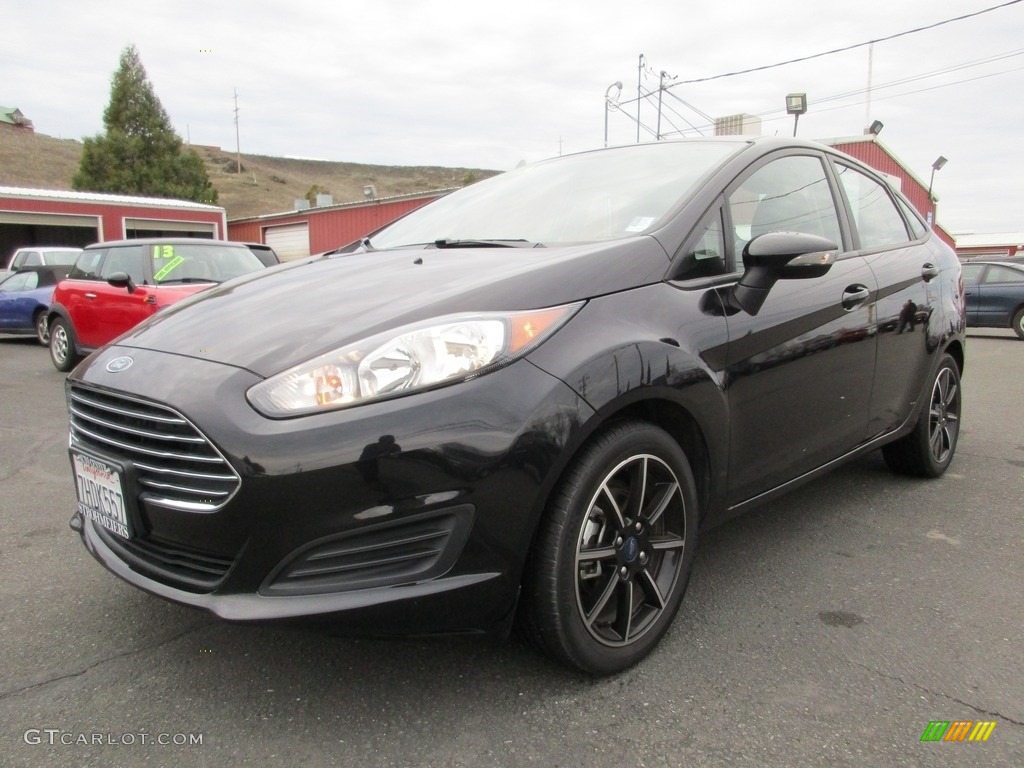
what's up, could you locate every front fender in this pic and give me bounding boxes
[527,283,731,522]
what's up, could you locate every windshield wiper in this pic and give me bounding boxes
[158,277,220,284]
[431,239,540,249]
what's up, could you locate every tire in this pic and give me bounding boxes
[34,311,50,346]
[49,318,80,372]
[882,353,961,478]
[1012,307,1024,340]
[521,420,699,675]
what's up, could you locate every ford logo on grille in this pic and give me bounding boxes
[105,356,134,373]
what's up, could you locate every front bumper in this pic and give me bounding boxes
[69,344,594,634]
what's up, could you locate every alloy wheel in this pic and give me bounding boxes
[574,454,687,647]
[51,323,69,365]
[928,366,960,464]
[36,313,49,344]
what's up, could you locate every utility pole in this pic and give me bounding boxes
[233,88,241,174]
[636,54,645,143]
[865,43,874,129]
[656,71,666,140]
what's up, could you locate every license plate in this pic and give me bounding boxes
[72,452,131,539]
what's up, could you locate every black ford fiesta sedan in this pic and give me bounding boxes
[67,137,964,675]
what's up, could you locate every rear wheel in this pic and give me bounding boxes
[521,421,699,675]
[1012,307,1024,340]
[882,353,961,477]
[49,318,80,372]
[34,311,50,345]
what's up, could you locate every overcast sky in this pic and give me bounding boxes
[4,0,1023,233]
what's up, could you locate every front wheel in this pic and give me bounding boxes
[49,318,80,372]
[882,353,962,477]
[1012,307,1024,340]
[521,421,699,675]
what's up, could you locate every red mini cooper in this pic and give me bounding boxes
[48,238,266,371]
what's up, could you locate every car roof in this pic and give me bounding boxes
[13,246,82,253]
[964,260,1024,268]
[83,238,246,250]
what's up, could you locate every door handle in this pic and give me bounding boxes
[842,285,870,310]
[922,263,940,281]
[84,292,97,300]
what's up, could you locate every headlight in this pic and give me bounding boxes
[247,302,583,417]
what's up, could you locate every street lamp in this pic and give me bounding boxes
[786,93,807,137]
[927,155,948,200]
[604,81,622,148]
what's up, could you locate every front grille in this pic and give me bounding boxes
[263,505,474,596]
[68,385,240,513]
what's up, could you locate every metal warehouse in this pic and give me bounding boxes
[227,189,453,261]
[0,186,228,259]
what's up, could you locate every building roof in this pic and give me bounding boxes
[0,185,223,211]
[953,232,1024,248]
[228,188,457,223]
[0,106,30,125]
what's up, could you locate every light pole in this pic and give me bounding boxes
[927,155,948,226]
[786,93,807,137]
[927,155,948,200]
[604,81,622,148]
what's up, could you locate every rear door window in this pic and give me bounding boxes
[983,265,1024,284]
[836,164,910,250]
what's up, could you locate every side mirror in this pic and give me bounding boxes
[107,272,137,294]
[730,232,838,316]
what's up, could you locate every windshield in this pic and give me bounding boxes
[369,141,741,249]
[149,243,264,284]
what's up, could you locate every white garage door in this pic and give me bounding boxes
[264,223,310,262]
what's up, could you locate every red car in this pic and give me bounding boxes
[48,239,266,371]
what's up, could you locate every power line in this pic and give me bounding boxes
[805,64,1024,116]
[812,48,1024,105]
[628,50,1024,137]
[666,0,1023,87]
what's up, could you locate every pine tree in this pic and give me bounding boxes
[73,45,218,204]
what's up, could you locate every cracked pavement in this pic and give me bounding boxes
[1,330,1021,767]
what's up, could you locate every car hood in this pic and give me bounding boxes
[114,238,669,377]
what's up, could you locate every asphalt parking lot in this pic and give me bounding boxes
[0,331,1021,768]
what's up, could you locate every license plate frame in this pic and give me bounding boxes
[72,451,132,540]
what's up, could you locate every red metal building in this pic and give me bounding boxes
[227,189,453,260]
[0,185,227,261]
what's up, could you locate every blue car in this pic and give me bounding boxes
[0,266,71,344]
[961,260,1024,339]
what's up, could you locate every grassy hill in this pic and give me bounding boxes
[0,130,498,219]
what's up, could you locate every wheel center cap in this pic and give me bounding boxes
[623,537,640,563]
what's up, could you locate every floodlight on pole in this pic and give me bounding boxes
[604,81,622,147]
[927,155,948,200]
[785,93,807,137]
